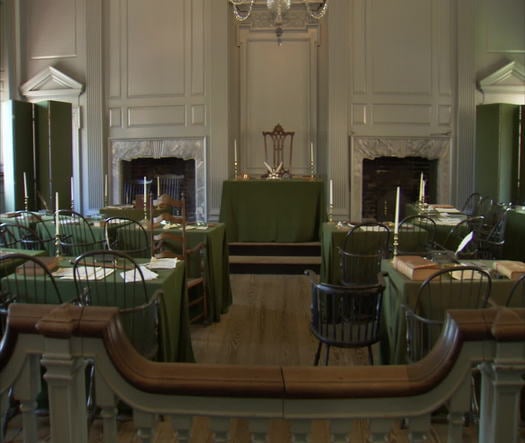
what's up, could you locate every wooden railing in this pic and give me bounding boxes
[1,304,525,442]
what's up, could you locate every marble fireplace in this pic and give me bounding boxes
[110,137,207,221]
[350,136,451,221]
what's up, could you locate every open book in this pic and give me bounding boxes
[493,260,525,281]
[392,255,440,281]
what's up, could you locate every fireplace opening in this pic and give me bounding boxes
[121,157,196,220]
[362,156,438,221]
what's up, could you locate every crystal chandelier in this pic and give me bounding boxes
[229,0,329,44]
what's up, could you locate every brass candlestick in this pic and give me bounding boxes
[24,196,28,211]
[328,202,334,222]
[234,160,239,179]
[310,160,316,179]
[55,232,62,258]
[393,231,399,257]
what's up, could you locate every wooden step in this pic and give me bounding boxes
[229,255,321,265]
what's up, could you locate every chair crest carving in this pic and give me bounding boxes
[262,123,294,176]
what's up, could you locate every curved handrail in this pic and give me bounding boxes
[2,304,524,400]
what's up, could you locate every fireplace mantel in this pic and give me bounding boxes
[350,135,451,221]
[110,137,207,221]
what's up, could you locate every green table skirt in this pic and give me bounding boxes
[6,258,194,362]
[380,259,515,365]
[219,179,327,242]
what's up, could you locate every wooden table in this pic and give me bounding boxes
[380,259,515,365]
[7,257,194,362]
[219,179,326,242]
[38,219,232,323]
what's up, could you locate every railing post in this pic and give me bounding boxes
[40,337,88,443]
[15,354,41,442]
[478,356,525,443]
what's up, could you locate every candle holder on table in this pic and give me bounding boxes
[54,232,62,258]
[392,231,399,257]
[328,202,334,222]
[309,160,316,179]
[234,159,240,179]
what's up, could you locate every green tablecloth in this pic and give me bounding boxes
[7,258,193,362]
[219,179,327,242]
[90,222,232,323]
[380,259,515,365]
[38,218,232,323]
[502,209,525,261]
[0,248,47,276]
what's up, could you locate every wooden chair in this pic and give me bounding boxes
[473,204,510,259]
[404,265,492,363]
[0,222,47,251]
[13,210,54,248]
[104,216,152,258]
[461,192,482,217]
[157,174,184,199]
[55,210,105,257]
[153,194,208,324]
[306,269,386,366]
[439,215,485,258]
[124,178,152,205]
[72,249,159,360]
[262,123,294,175]
[397,214,437,256]
[337,222,391,286]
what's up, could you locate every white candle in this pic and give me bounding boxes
[422,179,426,203]
[310,142,314,165]
[329,179,334,206]
[23,172,28,199]
[394,186,400,234]
[104,174,108,201]
[234,139,238,163]
[143,176,147,204]
[55,192,60,236]
[70,176,74,201]
[418,172,423,202]
[157,175,160,198]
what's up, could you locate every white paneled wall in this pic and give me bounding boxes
[349,0,453,137]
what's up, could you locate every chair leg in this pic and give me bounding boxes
[314,342,322,366]
[324,345,330,366]
[368,345,374,365]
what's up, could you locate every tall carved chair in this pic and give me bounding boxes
[262,123,294,175]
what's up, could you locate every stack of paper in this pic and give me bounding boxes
[146,257,178,269]
[121,266,158,282]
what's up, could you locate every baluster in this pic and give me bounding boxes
[368,418,392,443]
[15,354,40,443]
[406,415,430,443]
[209,417,230,442]
[249,418,269,442]
[134,410,156,443]
[330,419,351,443]
[171,415,192,442]
[41,352,88,443]
[95,375,118,443]
[290,419,310,443]
[447,371,471,442]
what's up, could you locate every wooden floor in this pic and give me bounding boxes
[4,273,478,442]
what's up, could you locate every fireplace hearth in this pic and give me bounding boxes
[350,136,451,221]
[110,138,206,222]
